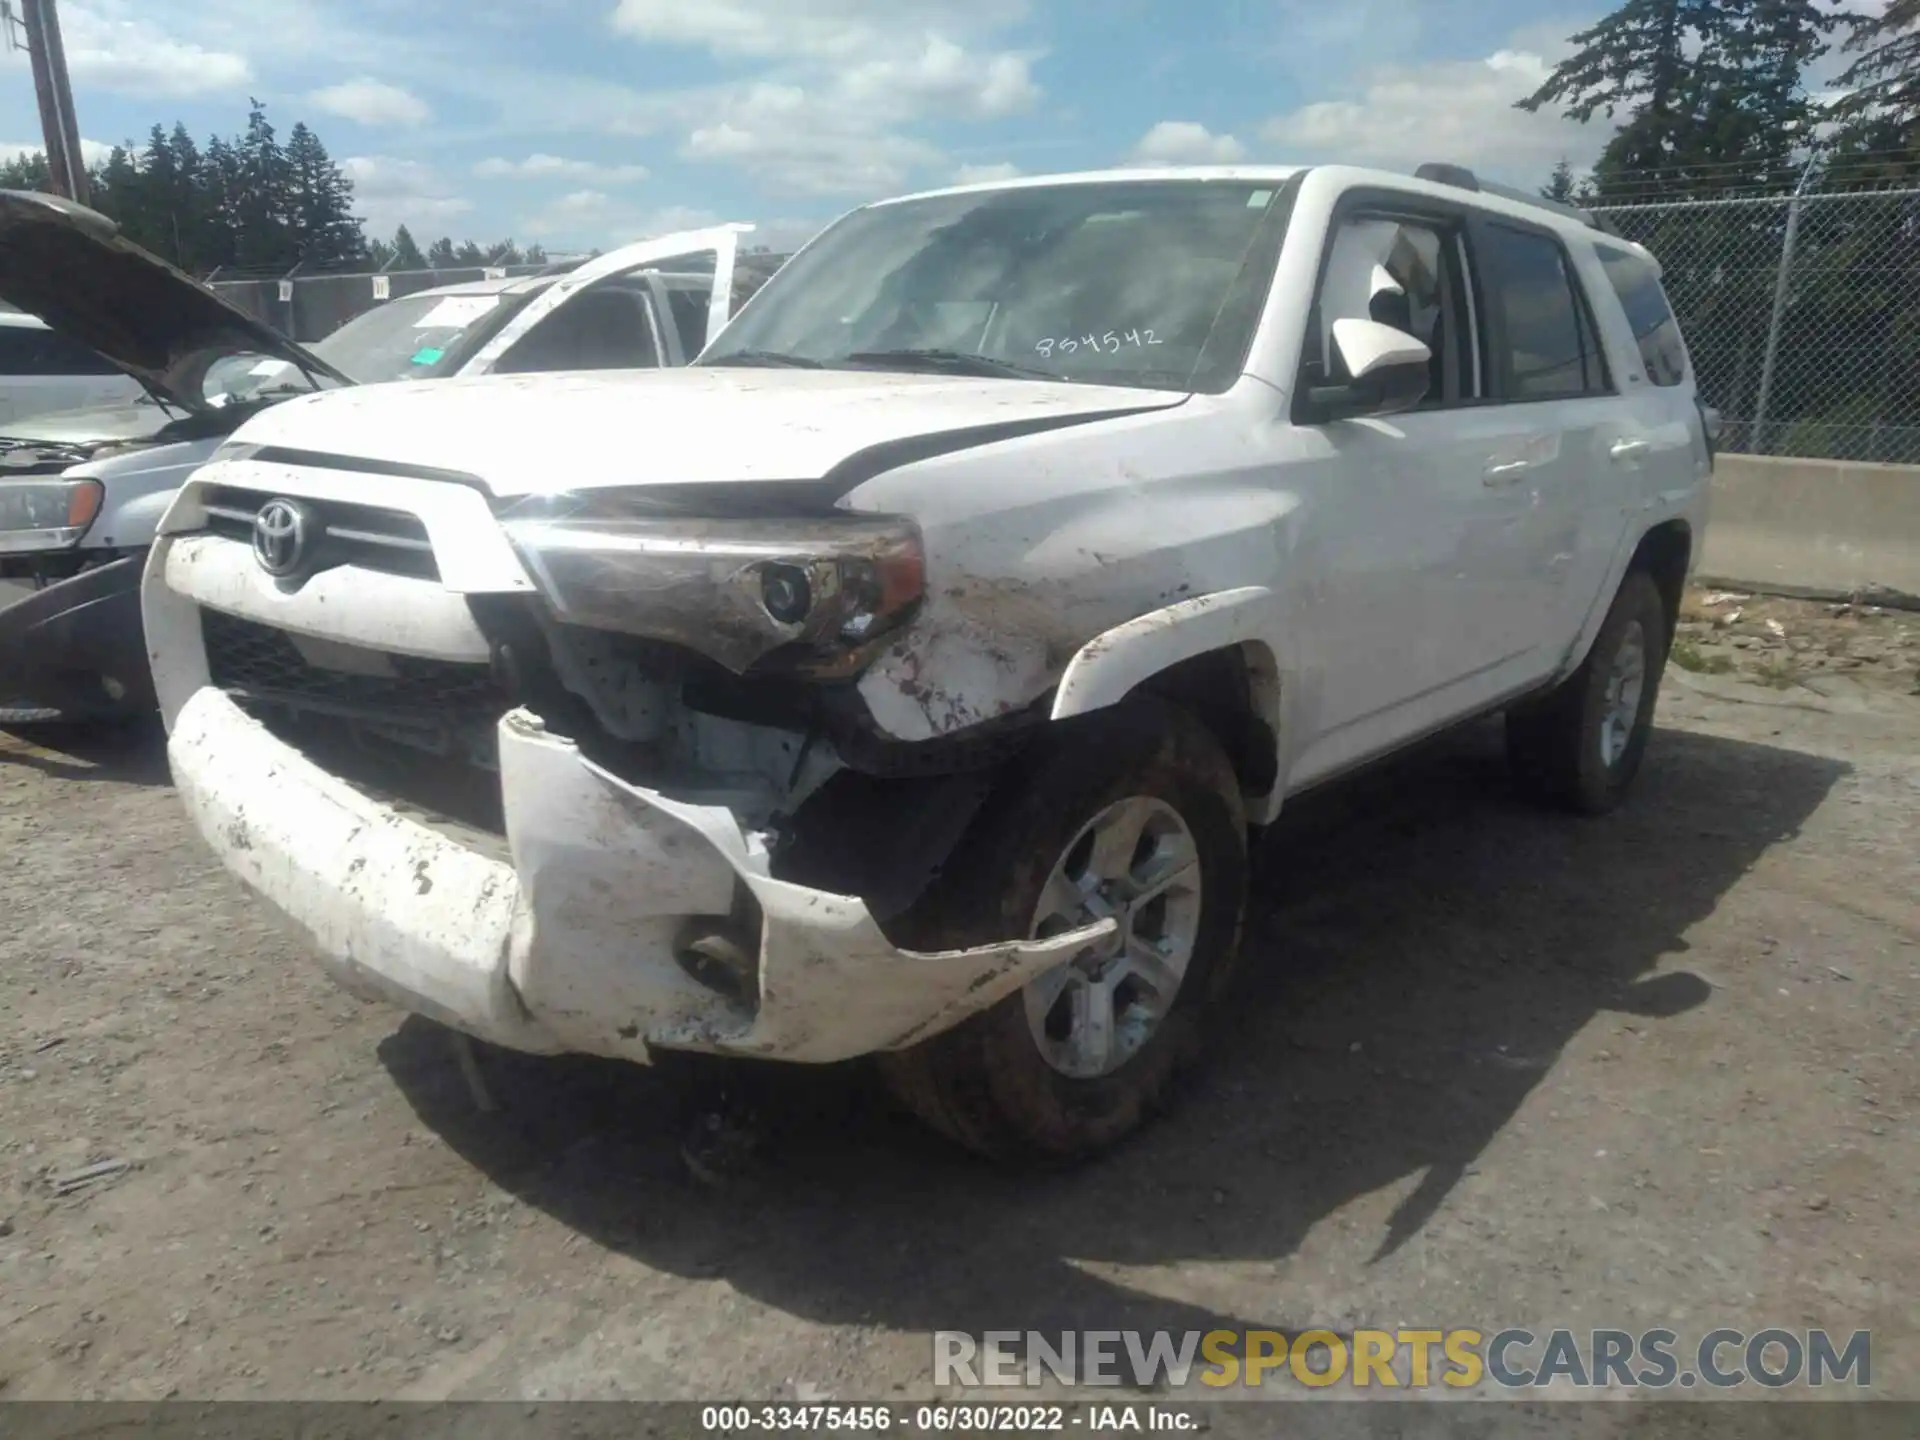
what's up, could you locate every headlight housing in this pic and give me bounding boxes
[501,495,925,677]
[0,478,104,553]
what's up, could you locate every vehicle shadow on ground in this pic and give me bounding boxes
[0,717,171,787]
[381,719,1849,1343]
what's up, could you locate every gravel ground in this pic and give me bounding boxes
[1,589,1916,1406]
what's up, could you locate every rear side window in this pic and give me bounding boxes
[1477,223,1608,400]
[1598,247,1687,387]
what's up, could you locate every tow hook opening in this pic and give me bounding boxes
[672,888,763,1012]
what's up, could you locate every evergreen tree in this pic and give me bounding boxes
[167,123,212,268]
[1519,0,1838,198]
[391,225,427,269]
[1543,158,1579,201]
[92,145,144,231]
[201,135,247,271]
[3,104,548,277]
[138,124,185,264]
[1830,0,1920,155]
[283,121,364,265]
[235,98,293,268]
[0,151,52,191]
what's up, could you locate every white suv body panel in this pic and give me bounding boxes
[145,164,1711,1065]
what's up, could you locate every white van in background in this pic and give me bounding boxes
[0,309,142,424]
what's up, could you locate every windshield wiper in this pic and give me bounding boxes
[703,349,826,369]
[841,349,1058,380]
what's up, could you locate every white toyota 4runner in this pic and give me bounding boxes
[145,163,1714,1161]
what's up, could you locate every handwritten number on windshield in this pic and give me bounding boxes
[1034,329,1163,359]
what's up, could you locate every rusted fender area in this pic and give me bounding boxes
[504,712,1117,1064]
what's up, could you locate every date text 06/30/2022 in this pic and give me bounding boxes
[700,1404,1197,1432]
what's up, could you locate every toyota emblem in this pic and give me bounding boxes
[252,497,315,577]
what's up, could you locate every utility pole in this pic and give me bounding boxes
[5,0,89,204]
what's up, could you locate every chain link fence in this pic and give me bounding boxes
[1592,186,1920,465]
[201,250,794,346]
[205,265,552,344]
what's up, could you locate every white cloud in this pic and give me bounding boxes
[610,0,1042,196]
[58,2,250,97]
[339,156,472,236]
[2,138,113,167]
[552,189,611,216]
[951,161,1023,184]
[474,154,651,183]
[608,0,1030,62]
[309,78,432,127]
[1258,33,1602,184]
[836,36,1040,120]
[517,195,716,249]
[1257,0,1428,92]
[1130,121,1248,166]
[681,83,947,196]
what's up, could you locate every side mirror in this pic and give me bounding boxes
[1306,317,1432,422]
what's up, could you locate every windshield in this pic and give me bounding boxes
[311,289,529,382]
[699,178,1291,392]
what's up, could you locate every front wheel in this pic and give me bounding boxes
[878,696,1249,1163]
[1505,568,1670,815]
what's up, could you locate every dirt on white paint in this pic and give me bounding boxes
[0,586,1915,1410]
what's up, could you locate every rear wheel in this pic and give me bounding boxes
[1506,569,1670,815]
[878,696,1248,1162]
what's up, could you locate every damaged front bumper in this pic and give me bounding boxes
[0,554,155,717]
[166,685,1105,1064]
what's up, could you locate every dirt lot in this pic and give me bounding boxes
[1,589,1916,1406]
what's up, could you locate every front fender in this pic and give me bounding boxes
[1050,586,1280,721]
[1050,587,1288,823]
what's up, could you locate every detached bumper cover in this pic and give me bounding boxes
[0,554,154,714]
[167,686,1105,1064]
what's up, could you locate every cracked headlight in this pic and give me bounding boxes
[501,497,925,677]
[0,477,103,552]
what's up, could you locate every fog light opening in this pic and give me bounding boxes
[759,563,814,626]
[673,921,759,1009]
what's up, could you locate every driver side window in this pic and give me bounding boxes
[493,286,661,374]
[1307,211,1479,408]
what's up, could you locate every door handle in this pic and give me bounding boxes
[1610,438,1652,463]
[1483,460,1530,488]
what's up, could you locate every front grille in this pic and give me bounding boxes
[202,608,506,736]
[199,484,439,581]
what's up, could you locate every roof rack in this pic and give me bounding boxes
[1412,162,1621,236]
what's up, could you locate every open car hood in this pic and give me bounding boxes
[0,189,351,413]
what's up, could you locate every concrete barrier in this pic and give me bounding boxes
[1699,454,1920,607]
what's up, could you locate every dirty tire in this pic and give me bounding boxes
[1506,568,1670,815]
[877,696,1248,1164]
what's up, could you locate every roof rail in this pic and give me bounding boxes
[1412,161,1615,234]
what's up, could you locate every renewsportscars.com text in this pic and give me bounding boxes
[933,1327,1872,1391]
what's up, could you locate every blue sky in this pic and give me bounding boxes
[0,0,1690,254]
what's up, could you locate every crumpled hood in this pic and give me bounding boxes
[0,189,350,413]
[220,365,1189,497]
